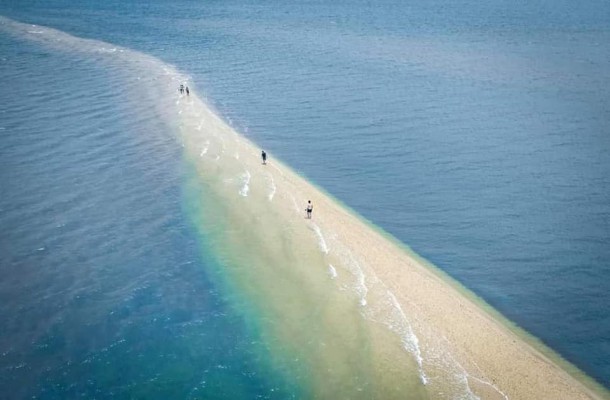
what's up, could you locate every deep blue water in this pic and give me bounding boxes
[1,0,609,392]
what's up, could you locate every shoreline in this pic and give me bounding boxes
[263,154,607,399]
[323,189,608,398]
[166,35,609,396]
[176,87,609,397]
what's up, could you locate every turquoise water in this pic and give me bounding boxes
[1,0,609,396]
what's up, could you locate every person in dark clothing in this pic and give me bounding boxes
[185,86,190,96]
[261,150,267,164]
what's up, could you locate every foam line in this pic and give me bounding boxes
[387,291,428,385]
[289,194,301,214]
[199,141,209,157]
[328,264,338,279]
[468,376,509,400]
[311,224,329,254]
[267,173,276,201]
[239,170,251,197]
[340,250,369,307]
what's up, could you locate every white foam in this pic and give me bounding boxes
[311,224,330,254]
[199,141,209,157]
[468,375,508,400]
[386,291,428,385]
[328,264,338,279]
[239,170,251,197]
[289,194,301,214]
[267,173,276,201]
[339,250,369,307]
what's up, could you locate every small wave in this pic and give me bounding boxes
[289,194,301,213]
[199,141,209,157]
[11,362,27,370]
[386,291,428,385]
[328,264,338,279]
[311,224,330,254]
[340,250,368,307]
[196,118,205,131]
[267,174,276,201]
[472,376,508,399]
[239,170,251,197]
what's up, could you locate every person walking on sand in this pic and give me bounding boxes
[179,84,184,94]
[185,86,190,96]
[306,200,313,219]
[261,150,267,165]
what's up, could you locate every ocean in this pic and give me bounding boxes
[1,0,609,398]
